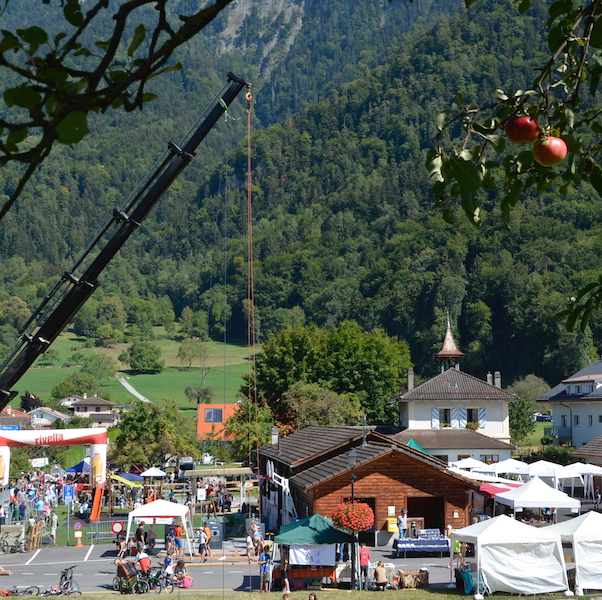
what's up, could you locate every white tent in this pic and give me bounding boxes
[473,458,525,476]
[451,514,569,595]
[125,499,194,558]
[494,476,581,510]
[450,458,489,470]
[564,463,602,499]
[140,467,167,477]
[544,511,602,595]
[513,460,583,489]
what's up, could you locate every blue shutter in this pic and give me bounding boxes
[459,407,467,428]
[479,407,486,428]
[451,407,459,428]
[431,407,439,429]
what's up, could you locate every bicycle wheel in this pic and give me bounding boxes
[64,582,79,594]
[0,542,8,555]
[151,578,162,595]
[112,577,121,591]
[134,580,149,595]
[18,540,31,553]
[23,586,40,596]
[161,577,174,594]
[118,579,131,595]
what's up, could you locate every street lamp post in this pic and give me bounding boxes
[348,448,358,591]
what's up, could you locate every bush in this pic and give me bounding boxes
[540,435,553,446]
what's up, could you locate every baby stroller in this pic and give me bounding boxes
[114,560,148,594]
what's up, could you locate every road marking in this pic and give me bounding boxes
[44,573,58,576]
[203,571,213,574]
[21,573,34,575]
[230,570,243,573]
[26,549,41,565]
[84,545,94,561]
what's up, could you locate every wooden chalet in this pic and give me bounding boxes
[258,425,479,541]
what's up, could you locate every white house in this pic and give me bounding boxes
[537,359,602,448]
[69,395,119,427]
[29,406,71,429]
[389,324,516,462]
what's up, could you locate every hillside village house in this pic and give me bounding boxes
[29,406,71,429]
[388,325,516,462]
[0,405,31,429]
[68,395,119,427]
[196,403,240,440]
[538,359,602,452]
[258,425,479,541]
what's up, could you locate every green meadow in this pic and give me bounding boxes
[13,329,259,407]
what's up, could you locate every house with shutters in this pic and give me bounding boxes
[388,324,516,463]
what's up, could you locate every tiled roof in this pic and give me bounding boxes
[573,435,602,460]
[259,426,367,466]
[392,368,518,402]
[538,359,602,402]
[435,326,465,360]
[1,406,31,418]
[70,396,114,407]
[289,441,477,492]
[391,428,514,450]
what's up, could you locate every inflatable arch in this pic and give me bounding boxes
[0,428,107,486]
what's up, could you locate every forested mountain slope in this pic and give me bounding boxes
[0,0,600,387]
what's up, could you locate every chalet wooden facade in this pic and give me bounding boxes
[258,426,479,539]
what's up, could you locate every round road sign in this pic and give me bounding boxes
[74,522,82,531]
[111,521,124,534]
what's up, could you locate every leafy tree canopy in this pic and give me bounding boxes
[255,321,411,424]
[118,340,164,373]
[50,371,97,400]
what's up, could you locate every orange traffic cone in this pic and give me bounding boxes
[75,534,83,548]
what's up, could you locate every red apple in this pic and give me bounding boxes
[505,115,540,144]
[532,136,568,166]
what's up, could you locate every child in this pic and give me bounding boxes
[162,550,174,577]
[174,560,191,586]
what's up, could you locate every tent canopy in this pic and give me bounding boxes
[110,473,142,488]
[473,458,525,476]
[405,439,430,454]
[450,457,488,470]
[544,510,602,541]
[274,514,354,545]
[494,476,581,509]
[119,472,144,482]
[140,467,166,477]
[451,515,568,595]
[66,457,90,473]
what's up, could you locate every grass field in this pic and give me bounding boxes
[13,329,259,406]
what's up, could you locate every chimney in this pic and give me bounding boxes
[83,393,87,400]
[408,367,415,392]
[271,426,279,446]
[494,371,502,388]
[487,372,493,385]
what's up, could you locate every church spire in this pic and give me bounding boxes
[435,314,465,372]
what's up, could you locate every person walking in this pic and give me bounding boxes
[50,511,59,544]
[359,543,371,590]
[259,547,271,593]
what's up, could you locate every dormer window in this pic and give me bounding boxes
[448,382,458,388]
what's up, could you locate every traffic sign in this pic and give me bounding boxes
[74,522,82,531]
[111,522,124,534]
[63,485,75,503]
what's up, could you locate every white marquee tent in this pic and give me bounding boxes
[513,460,583,489]
[451,514,569,595]
[450,458,490,470]
[494,476,581,511]
[543,511,602,595]
[125,499,194,558]
[473,458,525,476]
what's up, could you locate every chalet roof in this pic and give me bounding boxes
[289,441,478,493]
[391,428,514,450]
[70,396,114,407]
[30,407,70,419]
[572,434,602,460]
[538,360,602,403]
[391,368,518,403]
[0,406,31,419]
[259,426,369,467]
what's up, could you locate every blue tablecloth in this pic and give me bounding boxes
[393,538,450,557]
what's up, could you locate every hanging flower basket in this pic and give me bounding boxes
[331,502,374,533]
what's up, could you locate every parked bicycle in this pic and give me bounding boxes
[115,560,149,595]
[0,534,31,554]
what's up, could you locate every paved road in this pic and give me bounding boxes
[0,539,457,594]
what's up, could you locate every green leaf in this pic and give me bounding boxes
[494,89,509,101]
[54,32,67,46]
[548,0,572,22]
[55,110,89,144]
[436,111,450,131]
[518,0,530,13]
[141,93,158,103]
[464,0,478,7]
[450,156,482,192]
[128,24,146,57]
[591,17,602,48]
[548,25,565,52]
[460,190,481,227]
[590,167,602,196]
[63,0,84,27]
[563,107,575,129]
[73,47,92,57]
[95,40,110,51]
[6,127,28,146]
[4,86,42,109]
[482,169,497,191]
[42,68,69,84]
[426,150,444,183]
[442,208,454,223]
[565,305,583,332]
[16,26,47,45]
[562,134,582,154]
[506,178,524,207]
[576,281,600,301]
[516,150,534,173]
[0,30,21,52]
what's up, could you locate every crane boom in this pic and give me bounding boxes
[0,72,249,409]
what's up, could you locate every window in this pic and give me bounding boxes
[205,408,223,423]
[599,415,602,424]
[576,385,582,394]
[561,415,568,428]
[437,455,449,463]
[480,454,499,463]
[574,414,581,427]
[439,408,451,426]
[466,408,479,423]
[589,415,593,427]
[96,406,101,412]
